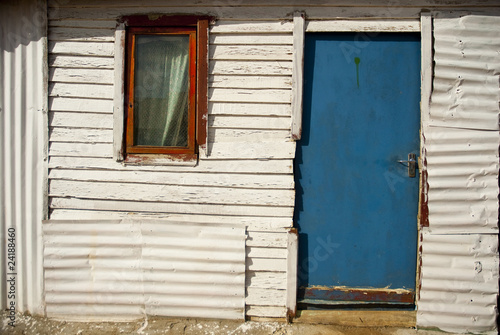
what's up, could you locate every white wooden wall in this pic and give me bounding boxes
[46,0,500,324]
[47,1,296,319]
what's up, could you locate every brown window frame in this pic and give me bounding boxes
[122,15,209,161]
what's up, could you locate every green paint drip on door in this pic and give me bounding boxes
[354,57,361,88]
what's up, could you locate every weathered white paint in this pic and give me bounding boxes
[49,82,114,99]
[210,45,293,60]
[209,75,291,89]
[286,230,298,320]
[291,11,305,140]
[209,116,291,130]
[306,19,420,32]
[50,68,114,84]
[210,21,294,34]
[49,198,294,217]
[49,27,115,41]
[50,54,114,68]
[49,112,113,128]
[417,14,500,334]
[418,231,499,334]
[48,169,294,189]
[209,61,293,76]
[43,219,246,320]
[49,127,112,143]
[49,179,295,206]
[49,97,114,113]
[44,0,500,325]
[429,15,500,130]
[113,24,125,161]
[0,0,47,315]
[49,41,114,56]
[209,102,291,116]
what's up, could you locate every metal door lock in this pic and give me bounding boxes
[398,153,417,178]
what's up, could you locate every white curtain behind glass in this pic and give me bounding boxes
[134,35,189,147]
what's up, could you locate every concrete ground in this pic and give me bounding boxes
[1,311,462,335]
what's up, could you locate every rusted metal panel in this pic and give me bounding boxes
[417,231,499,334]
[0,0,47,316]
[299,287,415,305]
[43,219,246,321]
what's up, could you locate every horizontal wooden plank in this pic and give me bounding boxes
[48,7,425,21]
[49,19,118,29]
[49,0,500,7]
[48,210,292,230]
[246,246,287,259]
[50,97,114,113]
[49,55,114,68]
[50,68,114,84]
[206,141,296,159]
[210,60,292,76]
[49,169,294,189]
[49,142,112,158]
[49,197,294,217]
[246,271,287,290]
[49,27,115,42]
[246,287,286,306]
[48,156,294,174]
[209,115,291,130]
[209,75,291,89]
[50,127,113,143]
[294,310,416,328]
[210,34,292,45]
[211,21,293,33]
[49,112,113,128]
[246,305,286,318]
[209,88,291,104]
[49,180,295,206]
[209,129,291,143]
[306,19,420,32]
[49,41,114,56]
[209,102,291,116]
[49,83,114,99]
[50,211,292,231]
[246,257,288,271]
[247,231,288,248]
[210,45,293,61]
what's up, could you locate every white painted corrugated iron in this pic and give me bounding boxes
[417,231,499,334]
[43,219,246,321]
[429,15,500,131]
[425,125,499,234]
[0,0,47,315]
[418,14,499,334]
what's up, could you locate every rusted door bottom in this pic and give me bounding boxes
[298,287,415,306]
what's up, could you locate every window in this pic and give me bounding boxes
[122,16,209,161]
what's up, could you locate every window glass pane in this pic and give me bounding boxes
[134,34,190,147]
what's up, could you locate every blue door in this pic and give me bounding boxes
[295,33,421,305]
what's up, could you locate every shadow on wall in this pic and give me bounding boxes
[0,0,47,53]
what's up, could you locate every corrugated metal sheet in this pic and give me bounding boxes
[418,14,499,334]
[0,0,47,315]
[429,15,500,131]
[43,219,246,321]
[425,125,499,234]
[417,231,499,334]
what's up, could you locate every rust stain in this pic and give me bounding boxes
[300,286,415,304]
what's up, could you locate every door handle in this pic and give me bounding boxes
[398,153,417,178]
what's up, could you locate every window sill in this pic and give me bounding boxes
[124,153,198,167]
